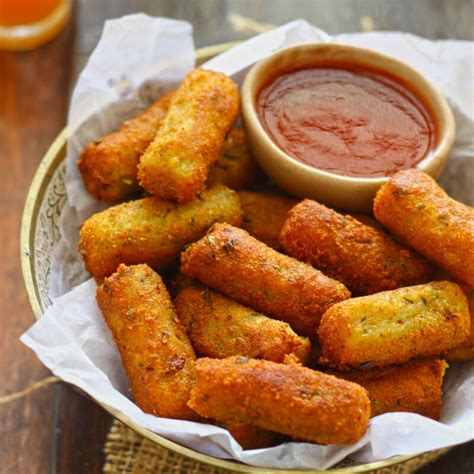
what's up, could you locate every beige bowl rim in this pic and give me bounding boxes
[241,42,456,188]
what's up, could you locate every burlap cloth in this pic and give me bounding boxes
[103,420,449,473]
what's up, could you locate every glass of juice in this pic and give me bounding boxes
[0,0,71,51]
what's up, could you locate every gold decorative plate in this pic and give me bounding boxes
[21,42,439,473]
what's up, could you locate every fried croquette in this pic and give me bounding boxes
[188,357,370,445]
[78,92,174,201]
[174,284,310,363]
[318,281,470,369]
[349,213,387,233]
[180,223,350,337]
[79,184,242,279]
[374,170,474,288]
[217,421,277,449]
[207,129,256,190]
[327,359,447,419]
[238,191,297,249]
[280,199,432,295]
[446,343,474,361]
[445,282,474,361]
[80,121,254,202]
[96,264,197,419]
[138,69,240,203]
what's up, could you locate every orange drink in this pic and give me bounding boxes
[0,0,71,50]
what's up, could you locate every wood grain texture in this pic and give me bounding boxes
[0,29,69,474]
[1,0,473,473]
[75,0,474,74]
[0,7,111,474]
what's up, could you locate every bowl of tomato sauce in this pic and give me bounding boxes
[241,43,455,211]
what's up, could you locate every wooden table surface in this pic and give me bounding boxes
[1,1,473,473]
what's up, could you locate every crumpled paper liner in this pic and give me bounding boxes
[102,420,450,473]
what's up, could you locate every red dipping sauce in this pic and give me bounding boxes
[257,67,436,178]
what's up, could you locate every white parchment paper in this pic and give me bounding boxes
[23,15,474,470]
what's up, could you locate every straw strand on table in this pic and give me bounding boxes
[0,376,60,404]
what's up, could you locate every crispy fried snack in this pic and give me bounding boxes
[280,199,432,295]
[180,223,350,336]
[374,169,474,288]
[96,264,197,419]
[217,421,276,449]
[138,69,240,203]
[445,282,474,361]
[188,357,370,445]
[78,92,174,202]
[349,213,387,233]
[238,191,297,249]
[446,342,474,361]
[318,281,470,369]
[174,284,311,363]
[79,184,242,279]
[80,121,254,202]
[327,359,448,419]
[207,129,256,190]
